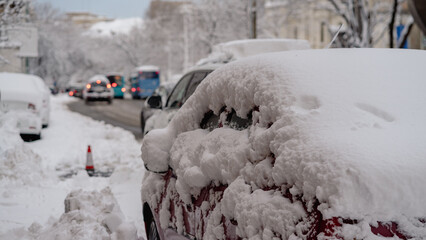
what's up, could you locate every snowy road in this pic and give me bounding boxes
[67,98,144,139]
[0,95,146,239]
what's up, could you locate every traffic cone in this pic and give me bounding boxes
[86,145,95,177]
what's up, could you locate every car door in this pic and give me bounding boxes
[190,108,253,239]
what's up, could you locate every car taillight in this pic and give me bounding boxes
[28,103,36,110]
[86,84,91,89]
[107,84,111,89]
[112,83,117,87]
[96,80,101,84]
[131,88,136,92]
[121,88,126,92]
[69,91,74,96]
[137,87,140,92]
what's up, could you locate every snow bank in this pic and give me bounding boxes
[0,111,49,185]
[36,187,137,240]
[0,94,145,238]
[142,49,426,238]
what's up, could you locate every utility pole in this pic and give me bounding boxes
[250,0,257,39]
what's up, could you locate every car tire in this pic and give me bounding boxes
[42,124,48,128]
[108,99,112,104]
[85,98,89,105]
[146,218,160,240]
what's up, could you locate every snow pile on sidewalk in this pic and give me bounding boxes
[37,187,137,240]
[0,112,50,185]
[142,49,426,238]
[0,95,145,239]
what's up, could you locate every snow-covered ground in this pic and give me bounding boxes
[0,95,145,239]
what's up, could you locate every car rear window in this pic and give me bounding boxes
[91,82,107,87]
[107,76,122,85]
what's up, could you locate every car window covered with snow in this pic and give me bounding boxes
[141,49,426,239]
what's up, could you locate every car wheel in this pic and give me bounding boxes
[85,98,89,105]
[108,99,112,104]
[42,124,48,128]
[146,218,160,240]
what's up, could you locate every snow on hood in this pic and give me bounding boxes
[142,48,426,237]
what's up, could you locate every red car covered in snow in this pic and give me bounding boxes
[141,49,426,239]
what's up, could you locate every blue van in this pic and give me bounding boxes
[130,66,160,99]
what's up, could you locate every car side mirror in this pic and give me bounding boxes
[147,95,162,109]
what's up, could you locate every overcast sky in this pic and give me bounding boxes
[35,0,150,19]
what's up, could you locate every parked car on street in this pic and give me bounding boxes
[82,75,114,104]
[141,49,426,239]
[0,72,46,140]
[141,38,310,136]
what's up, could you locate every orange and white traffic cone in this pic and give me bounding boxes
[86,145,95,177]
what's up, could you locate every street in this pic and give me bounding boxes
[67,98,144,139]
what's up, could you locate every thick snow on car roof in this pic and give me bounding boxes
[134,65,159,72]
[142,49,426,238]
[215,38,310,58]
[0,72,43,102]
[197,38,310,65]
[88,75,109,83]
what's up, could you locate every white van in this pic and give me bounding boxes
[0,73,46,139]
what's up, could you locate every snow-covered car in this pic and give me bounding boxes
[141,38,310,136]
[0,72,45,139]
[141,49,426,239]
[82,75,114,104]
[31,75,51,128]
